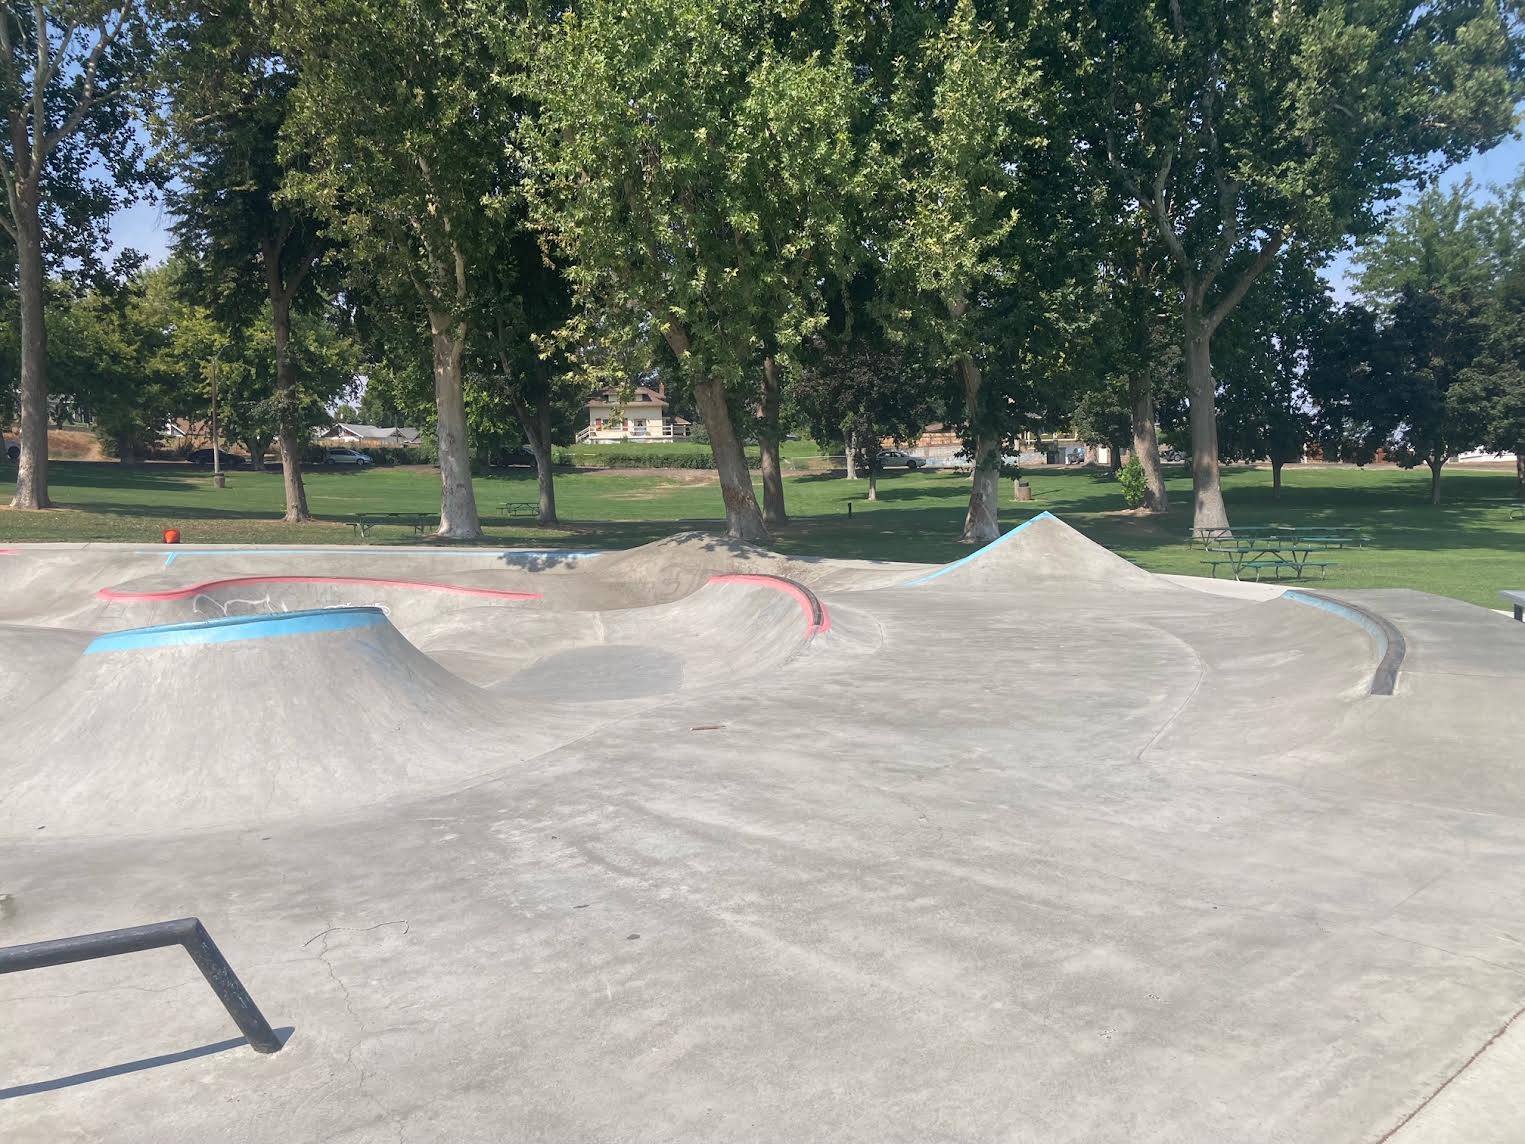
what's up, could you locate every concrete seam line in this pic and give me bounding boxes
[707,573,831,635]
[901,511,1057,587]
[83,606,389,654]
[1283,589,1406,697]
[1373,1000,1525,1143]
[97,575,544,603]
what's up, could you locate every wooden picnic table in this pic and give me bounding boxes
[350,512,439,538]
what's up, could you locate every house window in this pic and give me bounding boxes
[594,418,605,429]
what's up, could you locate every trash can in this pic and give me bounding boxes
[1013,479,1033,502]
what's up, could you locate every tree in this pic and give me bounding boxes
[521,0,869,545]
[1,0,163,508]
[473,227,576,524]
[1213,252,1326,496]
[1079,0,1524,531]
[49,267,198,462]
[1455,262,1525,494]
[1070,385,1131,472]
[791,337,937,503]
[162,0,333,520]
[281,0,518,539]
[882,0,1065,543]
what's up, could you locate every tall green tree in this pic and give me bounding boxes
[162,0,332,520]
[1079,0,1524,531]
[1,0,163,508]
[281,0,521,538]
[883,0,1063,543]
[521,0,869,544]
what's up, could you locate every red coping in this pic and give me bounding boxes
[707,573,831,635]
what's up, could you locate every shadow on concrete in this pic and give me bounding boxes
[0,1026,294,1100]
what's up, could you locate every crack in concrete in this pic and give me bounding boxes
[304,920,410,1144]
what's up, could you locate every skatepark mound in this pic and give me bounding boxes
[95,572,542,632]
[905,512,1163,591]
[0,607,550,838]
[409,573,832,695]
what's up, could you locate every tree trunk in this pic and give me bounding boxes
[867,464,878,501]
[1108,445,1122,474]
[662,324,768,544]
[1516,451,1524,500]
[428,311,483,539]
[1183,312,1229,532]
[512,381,558,526]
[268,285,312,522]
[116,434,140,466]
[845,432,857,480]
[246,439,268,472]
[11,201,51,509]
[1427,455,1444,505]
[693,375,770,545]
[1272,458,1284,498]
[759,355,787,525]
[957,355,999,544]
[1129,376,1169,514]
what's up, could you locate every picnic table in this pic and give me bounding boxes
[1190,524,1368,549]
[1200,539,1337,581]
[350,512,439,539]
[500,500,537,517]
[1503,590,1525,622]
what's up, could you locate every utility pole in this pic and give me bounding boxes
[210,346,226,489]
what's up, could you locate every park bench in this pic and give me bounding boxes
[1510,504,1525,520]
[500,501,537,517]
[1503,590,1525,622]
[350,512,439,539]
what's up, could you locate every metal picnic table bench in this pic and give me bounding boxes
[1503,590,1525,622]
[350,512,439,538]
[500,500,537,517]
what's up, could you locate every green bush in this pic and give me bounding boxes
[1117,455,1147,508]
[367,444,437,466]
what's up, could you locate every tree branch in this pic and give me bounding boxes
[40,5,132,160]
[1205,228,1292,333]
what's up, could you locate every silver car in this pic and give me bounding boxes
[325,448,374,466]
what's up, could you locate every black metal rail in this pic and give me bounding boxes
[0,917,284,1053]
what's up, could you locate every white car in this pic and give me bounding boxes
[325,448,373,466]
[873,448,925,471]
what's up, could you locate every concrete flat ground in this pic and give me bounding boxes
[2,514,1524,1142]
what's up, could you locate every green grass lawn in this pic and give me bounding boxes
[2,458,1522,607]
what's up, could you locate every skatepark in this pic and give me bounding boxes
[3,512,1525,1142]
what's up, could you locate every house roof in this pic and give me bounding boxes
[586,387,667,407]
[325,424,422,441]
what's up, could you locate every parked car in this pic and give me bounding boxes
[874,448,924,471]
[187,448,244,467]
[324,448,373,466]
[500,447,538,469]
[3,437,18,462]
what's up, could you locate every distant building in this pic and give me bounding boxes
[577,386,691,444]
[317,424,423,447]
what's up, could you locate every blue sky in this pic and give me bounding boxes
[108,131,1525,301]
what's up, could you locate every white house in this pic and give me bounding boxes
[317,423,423,446]
[576,386,691,444]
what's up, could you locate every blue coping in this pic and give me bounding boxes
[1282,589,1405,696]
[84,607,389,655]
[901,512,1057,587]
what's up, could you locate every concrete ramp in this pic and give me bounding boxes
[0,607,544,837]
[904,511,1162,590]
